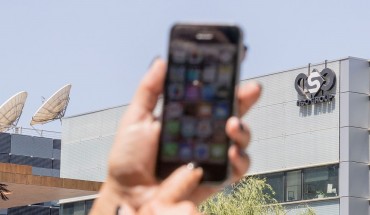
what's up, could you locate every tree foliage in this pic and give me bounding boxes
[0,183,10,201]
[199,177,315,215]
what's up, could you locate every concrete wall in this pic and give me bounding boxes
[339,57,370,215]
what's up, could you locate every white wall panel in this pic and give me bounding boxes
[62,106,125,144]
[61,106,126,181]
[249,127,339,174]
[245,61,340,174]
[241,61,340,108]
[284,199,339,215]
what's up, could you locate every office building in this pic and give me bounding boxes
[60,57,370,215]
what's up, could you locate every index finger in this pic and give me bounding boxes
[156,164,203,204]
[238,81,262,117]
[131,58,167,116]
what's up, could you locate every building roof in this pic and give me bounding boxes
[0,163,102,209]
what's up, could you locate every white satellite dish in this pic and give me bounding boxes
[30,84,72,126]
[0,91,28,132]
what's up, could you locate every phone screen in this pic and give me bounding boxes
[156,24,242,182]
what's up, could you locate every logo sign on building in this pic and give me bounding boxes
[294,67,336,106]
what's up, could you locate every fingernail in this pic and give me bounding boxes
[116,205,122,215]
[256,82,263,91]
[148,56,161,68]
[238,148,248,158]
[239,122,245,132]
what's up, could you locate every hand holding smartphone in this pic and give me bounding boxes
[156,24,244,183]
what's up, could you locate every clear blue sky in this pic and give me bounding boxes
[1,0,370,132]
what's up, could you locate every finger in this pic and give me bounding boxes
[188,186,219,205]
[139,201,201,215]
[228,144,250,182]
[238,81,262,117]
[188,146,250,205]
[166,201,201,215]
[226,117,251,149]
[131,58,167,116]
[116,203,136,215]
[156,164,203,204]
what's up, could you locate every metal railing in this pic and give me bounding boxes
[1,126,61,139]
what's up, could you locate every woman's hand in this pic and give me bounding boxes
[90,58,261,214]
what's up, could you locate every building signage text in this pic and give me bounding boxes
[294,68,336,106]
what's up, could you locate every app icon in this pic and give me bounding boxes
[179,142,193,161]
[162,142,178,158]
[168,83,184,100]
[172,47,187,63]
[210,144,227,160]
[202,85,215,100]
[214,103,229,119]
[185,85,200,100]
[213,121,228,142]
[196,119,212,138]
[183,103,197,116]
[216,84,229,99]
[169,65,185,82]
[197,103,212,117]
[186,68,200,82]
[188,50,202,64]
[165,120,180,135]
[219,50,234,63]
[202,65,217,83]
[165,102,183,119]
[195,143,209,160]
[218,64,233,85]
[181,117,196,138]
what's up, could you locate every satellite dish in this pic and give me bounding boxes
[30,84,72,126]
[0,91,28,132]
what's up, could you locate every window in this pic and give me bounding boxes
[85,199,94,215]
[255,165,339,203]
[303,165,339,200]
[285,170,302,201]
[263,173,284,202]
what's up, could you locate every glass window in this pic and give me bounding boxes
[286,170,302,201]
[85,199,94,215]
[61,201,85,215]
[303,165,339,200]
[73,201,85,215]
[262,173,284,202]
[61,203,74,215]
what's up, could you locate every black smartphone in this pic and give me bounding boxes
[156,23,244,183]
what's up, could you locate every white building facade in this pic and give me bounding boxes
[60,57,370,215]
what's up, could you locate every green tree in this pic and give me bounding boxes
[0,183,10,201]
[199,177,315,215]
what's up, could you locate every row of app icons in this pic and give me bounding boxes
[164,118,228,140]
[168,83,231,101]
[169,64,234,84]
[161,142,227,162]
[165,102,230,120]
[171,47,235,65]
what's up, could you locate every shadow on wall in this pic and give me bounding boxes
[299,99,336,117]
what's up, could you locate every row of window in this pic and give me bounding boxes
[258,164,339,202]
[0,153,60,169]
[61,199,94,215]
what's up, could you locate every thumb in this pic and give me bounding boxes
[156,163,203,203]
